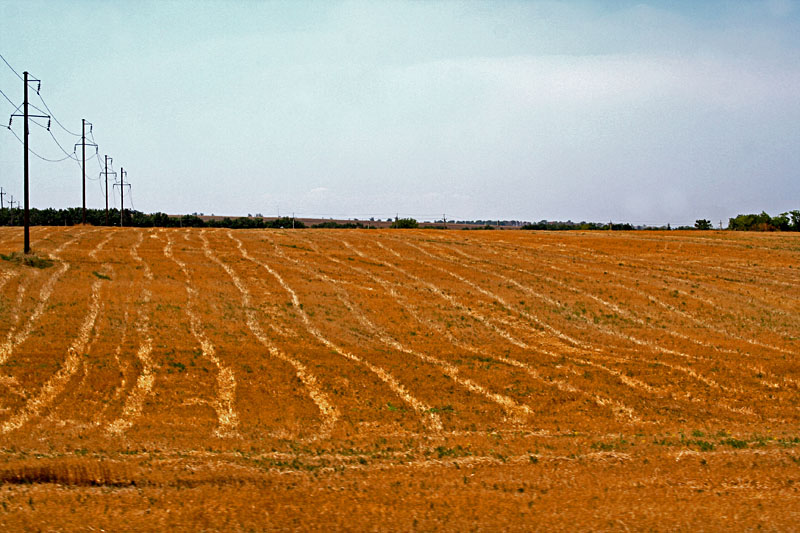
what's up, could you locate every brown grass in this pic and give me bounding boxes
[0,227,798,530]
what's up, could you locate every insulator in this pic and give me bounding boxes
[47,119,51,131]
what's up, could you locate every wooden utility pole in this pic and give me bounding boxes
[82,119,86,223]
[102,156,115,225]
[0,187,5,209]
[74,120,96,225]
[23,72,30,252]
[105,155,109,225]
[9,72,47,253]
[119,167,128,227]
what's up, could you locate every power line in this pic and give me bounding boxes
[0,87,16,108]
[0,52,23,81]
[37,92,80,137]
[5,127,75,163]
[14,116,81,165]
[27,103,50,116]
[48,129,81,165]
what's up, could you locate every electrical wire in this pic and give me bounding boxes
[27,118,82,166]
[0,52,23,81]
[28,103,50,116]
[5,126,78,163]
[36,92,80,137]
[48,130,81,164]
[0,87,16,108]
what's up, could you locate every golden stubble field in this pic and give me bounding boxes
[0,226,798,530]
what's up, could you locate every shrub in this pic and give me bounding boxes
[694,219,713,230]
[391,218,418,229]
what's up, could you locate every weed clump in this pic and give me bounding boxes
[0,251,54,269]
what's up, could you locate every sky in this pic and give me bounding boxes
[1,0,798,225]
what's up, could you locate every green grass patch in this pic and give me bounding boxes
[434,445,472,459]
[721,438,748,449]
[92,271,111,280]
[1,252,54,269]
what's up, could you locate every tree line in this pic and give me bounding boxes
[728,211,800,232]
[0,208,305,229]
[2,207,798,232]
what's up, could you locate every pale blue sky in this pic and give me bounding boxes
[1,0,798,224]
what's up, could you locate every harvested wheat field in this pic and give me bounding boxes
[0,226,798,530]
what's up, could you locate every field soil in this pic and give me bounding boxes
[0,227,798,531]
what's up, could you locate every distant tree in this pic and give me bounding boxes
[694,219,713,230]
[390,218,418,229]
[729,212,775,231]
[772,213,791,231]
[789,210,800,231]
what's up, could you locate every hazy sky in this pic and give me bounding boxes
[1,1,798,224]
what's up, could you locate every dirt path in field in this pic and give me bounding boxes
[334,236,638,422]
[0,232,110,434]
[225,230,443,432]
[163,232,240,438]
[195,230,340,440]
[106,231,155,436]
[266,236,532,424]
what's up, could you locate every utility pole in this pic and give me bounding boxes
[102,156,116,226]
[443,213,447,229]
[74,119,96,225]
[114,167,129,227]
[105,155,109,225]
[82,119,85,223]
[10,72,48,254]
[0,187,5,209]
[23,73,29,251]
